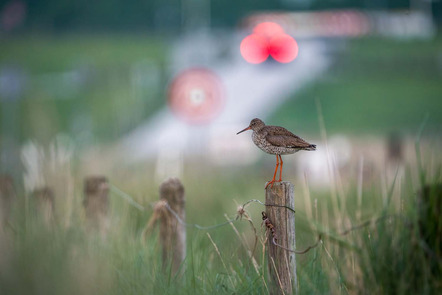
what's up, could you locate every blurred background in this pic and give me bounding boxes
[1,0,441,185]
[1,1,442,294]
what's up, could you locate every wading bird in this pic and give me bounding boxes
[237,118,316,188]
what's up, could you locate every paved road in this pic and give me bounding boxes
[119,34,331,165]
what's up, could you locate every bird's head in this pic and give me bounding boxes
[237,118,265,134]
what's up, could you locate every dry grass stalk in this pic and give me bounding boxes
[270,256,286,295]
[142,200,167,241]
[224,213,260,275]
[206,232,235,288]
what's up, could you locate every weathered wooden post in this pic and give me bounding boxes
[386,132,403,164]
[83,176,109,237]
[159,178,186,275]
[32,187,55,226]
[0,175,15,229]
[265,181,297,295]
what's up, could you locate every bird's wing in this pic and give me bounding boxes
[264,126,312,148]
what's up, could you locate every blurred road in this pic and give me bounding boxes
[120,33,331,165]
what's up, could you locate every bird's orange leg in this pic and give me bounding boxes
[265,155,279,189]
[278,155,283,182]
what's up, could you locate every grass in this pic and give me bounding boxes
[0,34,167,144]
[2,34,442,145]
[0,34,167,74]
[1,133,441,294]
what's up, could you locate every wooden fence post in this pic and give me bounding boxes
[83,176,109,237]
[32,187,55,226]
[265,181,297,295]
[159,178,186,275]
[0,175,15,229]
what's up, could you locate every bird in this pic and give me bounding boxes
[237,118,316,188]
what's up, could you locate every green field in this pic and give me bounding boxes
[271,36,442,136]
[1,34,442,146]
[0,34,167,144]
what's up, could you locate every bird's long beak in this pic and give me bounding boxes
[236,126,251,135]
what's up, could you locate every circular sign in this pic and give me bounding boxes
[168,68,224,124]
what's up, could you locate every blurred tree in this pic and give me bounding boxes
[0,0,441,32]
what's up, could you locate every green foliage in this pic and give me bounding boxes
[12,0,418,31]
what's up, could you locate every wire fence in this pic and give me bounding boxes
[109,183,405,255]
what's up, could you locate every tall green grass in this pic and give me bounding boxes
[1,136,441,294]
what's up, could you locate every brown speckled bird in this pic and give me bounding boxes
[237,118,316,188]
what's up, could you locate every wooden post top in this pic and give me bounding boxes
[160,178,185,205]
[84,176,109,195]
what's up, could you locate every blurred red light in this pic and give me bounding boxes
[268,34,298,63]
[240,34,269,64]
[168,68,224,124]
[240,22,298,64]
[253,22,285,38]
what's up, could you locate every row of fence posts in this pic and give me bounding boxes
[1,174,297,294]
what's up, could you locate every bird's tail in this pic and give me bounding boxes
[305,144,316,151]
